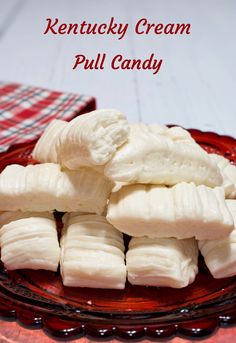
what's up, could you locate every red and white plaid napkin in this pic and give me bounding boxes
[0,82,96,152]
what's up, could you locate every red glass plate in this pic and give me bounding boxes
[0,129,236,341]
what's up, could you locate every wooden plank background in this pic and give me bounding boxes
[0,0,235,134]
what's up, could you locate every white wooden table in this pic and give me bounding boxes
[0,0,235,136]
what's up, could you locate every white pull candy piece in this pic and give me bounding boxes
[32,119,67,163]
[199,200,236,278]
[137,123,194,142]
[210,154,236,199]
[60,214,126,289]
[0,212,60,271]
[104,124,222,187]
[0,163,113,214]
[59,109,130,169]
[107,182,233,240]
[127,237,198,288]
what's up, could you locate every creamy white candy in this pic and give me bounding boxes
[210,154,236,199]
[32,119,67,163]
[127,237,198,288]
[199,199,236,278]
[0,212,60,271]
[60,214,126,289]
[107,182,233,240]
[59,109,129,169]
[104,124,222,187]
[0,163,113,214]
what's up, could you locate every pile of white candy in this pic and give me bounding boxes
[0,109,236,289]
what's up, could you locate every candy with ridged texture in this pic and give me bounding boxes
[60,214,126,289]
[127,236,198,288]
[210,153,236,199]
[59,109,130,169]
[32,119,67,163]
[199,199,236,278]
[0,212,60,271]
[107,182,233,240]
[0,163,113,214]
[104,124,222,187]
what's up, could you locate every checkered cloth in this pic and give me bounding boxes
[0,82,96,152]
